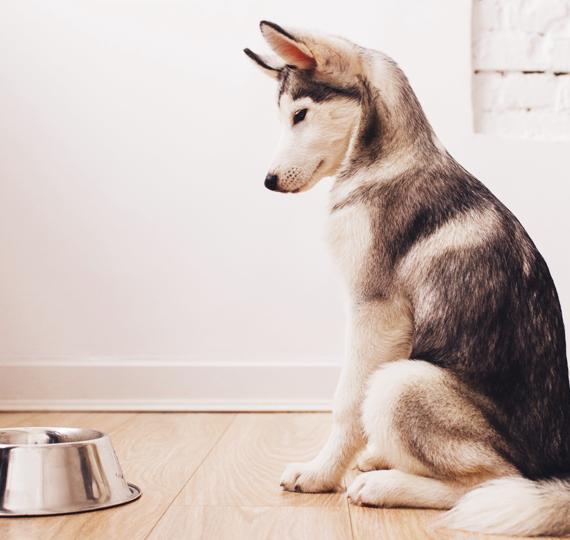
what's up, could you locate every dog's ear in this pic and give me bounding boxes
[259,21,317,70]
[243,48,285,80]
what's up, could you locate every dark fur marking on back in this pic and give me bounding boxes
[334,161,488,268]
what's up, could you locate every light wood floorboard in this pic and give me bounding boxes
[0,412,42,428]
[0,412,557,540]
[148,506,353,540]
[174,412,345,508]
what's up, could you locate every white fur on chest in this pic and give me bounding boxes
[326,205,373,289]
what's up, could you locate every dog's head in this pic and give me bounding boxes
[245,22,362,193]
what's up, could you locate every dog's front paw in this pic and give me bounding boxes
[347,471,387,506]
[280,461,339,493]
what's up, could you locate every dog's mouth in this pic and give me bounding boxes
[290,160,324,193]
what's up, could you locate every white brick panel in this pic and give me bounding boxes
[560,75,570,108]
[472,0,570,140]
[473,0,570,33]
[504,0,570,35]
[473,72,567,111]
[473,32,555,71]
[553,37,570,71]
[472,0,505,31]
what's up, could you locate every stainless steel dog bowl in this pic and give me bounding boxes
[0,427,141,516]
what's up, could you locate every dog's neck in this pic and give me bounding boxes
[330,51,447,205]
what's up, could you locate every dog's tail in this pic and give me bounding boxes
[441,476,570,537]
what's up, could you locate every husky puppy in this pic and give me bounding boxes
[245,22,570,536]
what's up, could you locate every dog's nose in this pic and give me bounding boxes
[264,174,279,191]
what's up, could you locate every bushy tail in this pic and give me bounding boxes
[441,476,570,537]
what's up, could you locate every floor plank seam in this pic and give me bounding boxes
[142,413,238,540]
[346,495,356,540]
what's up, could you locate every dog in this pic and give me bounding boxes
[245,21,570,536]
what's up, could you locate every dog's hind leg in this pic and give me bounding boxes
[348,469,469,509]
[347,359,517,509]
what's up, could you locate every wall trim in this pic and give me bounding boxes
[0,357,342,411]
[0,398,335,412]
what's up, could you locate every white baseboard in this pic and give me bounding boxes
[0,398,335,412]
[0,357,342,411]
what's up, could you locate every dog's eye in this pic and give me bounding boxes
[293,109,308,125]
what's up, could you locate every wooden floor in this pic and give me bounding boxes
[0,412,548,540]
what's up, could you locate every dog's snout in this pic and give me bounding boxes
[264,174,279,191]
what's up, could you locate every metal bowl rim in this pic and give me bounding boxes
[0,427,108,448]
[0,483,142,517]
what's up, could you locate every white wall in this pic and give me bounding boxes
[0,0,568,409]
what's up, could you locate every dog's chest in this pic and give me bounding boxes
[326,205,373,287]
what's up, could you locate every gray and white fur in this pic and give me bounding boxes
[245,21,570,537]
